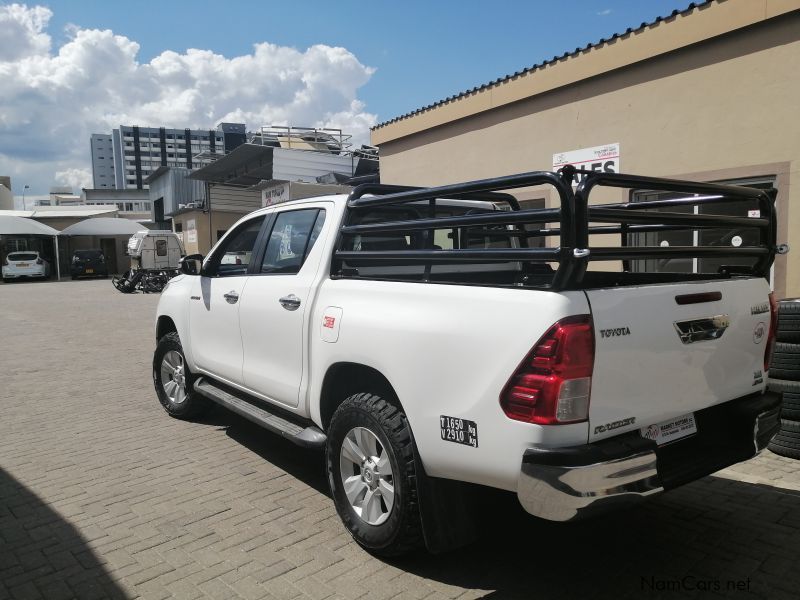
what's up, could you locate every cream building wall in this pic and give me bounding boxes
[373,2,800,298]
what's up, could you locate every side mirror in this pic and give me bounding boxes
[179,254,203,275]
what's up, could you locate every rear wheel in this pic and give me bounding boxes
[326,393,423,556]
[153,332,210,419]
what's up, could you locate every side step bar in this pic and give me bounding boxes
[193,377,326,449]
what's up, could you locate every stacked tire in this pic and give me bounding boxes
[768,299,800,459]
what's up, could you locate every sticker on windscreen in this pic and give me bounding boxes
[440,415,478,448]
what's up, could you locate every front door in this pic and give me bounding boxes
[240,206,330,408]
[188,215,266,385]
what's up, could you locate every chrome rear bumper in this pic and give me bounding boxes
[517,391,781,522]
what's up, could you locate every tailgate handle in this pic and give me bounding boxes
[674,314,730,344]
[675,291,722,305]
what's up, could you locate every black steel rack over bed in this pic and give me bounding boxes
[331,167,779,291]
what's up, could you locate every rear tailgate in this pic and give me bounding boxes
[586,277,771,442]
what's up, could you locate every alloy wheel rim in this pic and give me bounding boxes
[339,426,395,526]
[160,350,187,405]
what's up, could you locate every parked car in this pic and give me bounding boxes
[2,251,50,282]
[152,168,782,556]
[70,249,108,279]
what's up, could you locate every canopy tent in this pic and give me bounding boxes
[59,218,147,237]
[0,214,59,236]
[0,215,61,279]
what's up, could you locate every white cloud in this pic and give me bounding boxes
[0,4,377,194]
[54,167,92,191]
[597,8,612,16]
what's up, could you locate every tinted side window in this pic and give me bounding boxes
[208,216,265,277]
[261,209,325,275]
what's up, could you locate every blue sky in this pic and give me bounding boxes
[40,0,685,125]
[2,0,689,196]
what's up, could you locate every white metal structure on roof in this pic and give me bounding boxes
[0,206,117,219]
[59,217,147,236]
[0,214,59,236]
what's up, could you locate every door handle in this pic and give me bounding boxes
[279,294,301,311]
[224,291,239,304]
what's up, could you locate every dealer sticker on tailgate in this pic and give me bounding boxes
[641,413,697,446]
[440,415,478,448]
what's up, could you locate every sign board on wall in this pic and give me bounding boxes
[186,218,197,244]
[552,143,620,185]
[262,184,289,207]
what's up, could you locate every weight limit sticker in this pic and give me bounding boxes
[440,415,478,448]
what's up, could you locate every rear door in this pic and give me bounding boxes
[586,277,771,442]
[239,205,330,408]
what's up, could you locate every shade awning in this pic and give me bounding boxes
[59,218,147,236]
[0,215,59,236]
[189,144,274,186]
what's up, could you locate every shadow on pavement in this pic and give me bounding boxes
[0,466,129,600]
[392,478,800,599]
[197,407,330,497]
[193,409,800,598]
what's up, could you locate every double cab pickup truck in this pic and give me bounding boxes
[153,168,783,555]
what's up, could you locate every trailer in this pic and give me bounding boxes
[113,230,185,293]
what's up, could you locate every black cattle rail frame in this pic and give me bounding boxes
[331,166,779,291]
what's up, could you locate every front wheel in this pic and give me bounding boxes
[153,332,210,419]
[326,393,423,556]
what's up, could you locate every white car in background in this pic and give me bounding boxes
[2,251,51,282]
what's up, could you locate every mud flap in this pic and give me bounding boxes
[413,445,480,554]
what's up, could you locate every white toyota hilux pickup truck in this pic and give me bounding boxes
[153,168,784,556]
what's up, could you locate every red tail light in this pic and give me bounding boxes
[500,315,595,425]
[765,292,778,372]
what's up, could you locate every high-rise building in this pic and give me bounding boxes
[90,123,247,191]
[90,134,115,188]
[110,125,232,190]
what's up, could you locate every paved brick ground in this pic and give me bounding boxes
[2,279,800,599]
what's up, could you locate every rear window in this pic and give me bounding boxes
[74,250,103,258]
[337,204,524,281]
[9,253,38,261]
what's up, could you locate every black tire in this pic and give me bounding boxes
[153,332,210,419]
[769,440,800,460]
[326,393,423,556]
[769,420,800,459]
[777,303,800,343]
[769,343,800,380]
[782,392,800,421]
[769,378,800,394]
[778,300,800,315]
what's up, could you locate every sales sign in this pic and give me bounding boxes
[552,143,620,185]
